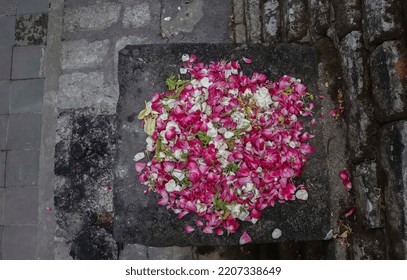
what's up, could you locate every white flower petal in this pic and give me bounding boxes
[133,152,145,161]
[181,54,189,61]
[180,68,187,74]
[295,189,309,201]
[224,131,234,139]
[172,169,185,181]
[272,228,282,239]
[164,16,171,21]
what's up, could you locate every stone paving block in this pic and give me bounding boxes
[64,2,121,33]
[0,225,3,258]
[15,13,48,46]
[380,121,407,259]
[12,45,45,79]
[0,15,16,46]
[147,246,195,260]
[58,72,116,113]
[0,81,10,114]
[263,0,281,43]
[370,40,407,123]
[4,187,38,225]
[0,47,12,80]
[232,0,246,43]
[119,244,147,260]
[122,2,151,28]
[245,0,262,43]
[5,150,39,187]
[0,116,7,150]
[362,0,404,46]
[0,0,16,16]
[7,113,42,150]
[61,39,110,70]
[115,43,330,246]
[16,0,49,15]
[2,225,37,259]
[10,79,44,113]
[332,0,362,39]
[0,152,5,188]
[309,0,330,36]
[285,0,308,42]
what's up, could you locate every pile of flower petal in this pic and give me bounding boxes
[135,55,315,237]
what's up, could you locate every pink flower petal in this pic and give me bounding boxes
[343,179,352,191]
[185,225,195,233]
[242,57,252,64]
[104,186,112,191]
[203,226,213,234]
[135,162,146,173]
[239,231,252,245]
[330,110,336,117]
[345,207,355,217]
[339,169,349,180]
[215,228,224,235]
[196,220,204,227]
[310,118,316,126]
[319,95,326,99]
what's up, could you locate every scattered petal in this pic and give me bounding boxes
[295,189,308,201]
[185,225,195,233]
[310,118,316,126]
[319,95,326,99]
[46,207,52,212]
[329,110,336,117]
[239,231,252,245]
[242,57,252,64]
[196,220,204,227]
[272,228,282,239]
[180,68,187,74]
[133,152,145,161]
[105,186,112,191]
[163,16,171,21]
[345,207,355,217]
[324,229,333,240]
[339,169,349,180]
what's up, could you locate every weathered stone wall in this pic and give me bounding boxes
[231,0,406,259]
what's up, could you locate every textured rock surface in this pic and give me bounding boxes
[353,161,384,228]
[245,0,262,43]
[232,0,246,43]
[332,0,362,39]
[362,0,404,46]
[115,43,331,246]
[61,39,110,70]
[54,109,117,259]
[309,0,330,36]
[15,14,48,46]
[263,0,281,43]
[339,31,375,160]
[283,0,308,42]
[379,121,407,259]
[64,2,121,32]
[370,40,407,123]
[122,2,151,28]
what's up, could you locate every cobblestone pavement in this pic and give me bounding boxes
[1,0,406,260]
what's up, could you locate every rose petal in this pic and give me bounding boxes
[242,57,252,64]
[185,225,195,233]
[239,231,252,245]
[272,228,282,239]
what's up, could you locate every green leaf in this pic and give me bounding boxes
[196,131,211,147]
[155,135,163,162]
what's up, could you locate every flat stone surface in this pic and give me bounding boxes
[284,0,308,42]
[362,0,404,46]
[115,43,331,246]
[10,79,44,114]
[0,81,10,114]
[5,149,39,187]
[12,45,45,79]
[0,152,5,188]
[3,187,38,225]
[0,15,16,46]
[64,2,121,33]
[122,2,151,28]
[309,0,330,36]
[0,0,16,16]
[15,13,48,46]
[61,39,110,70]
[2,226,37,259]
[0,46,12,80]
[245,0,262,43]
[16,0,49,15]
[7,113,42,150]
[370,40,407,122]
[379,121,407,259]
[263,0,281,43]
[119,244,147,260]
[58,72,117,113]
[147,246,195,260]
[232,0,246,43]
[0,116,7,150]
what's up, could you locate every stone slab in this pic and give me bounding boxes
[15,13,48,46]
[1,225,37,259]
[0,152,5,188]
[16,0,49,15]
[3,187,38,225]
[0,0,16,16]
[0,46,12,80]
[115,43,331,246]
[0,81,10,114]
[7,113,42,150]
[12,45,45,79]
[5,149,39,187]
[0,15,16,46]
[0,116,7,150]
[10,79,44,114]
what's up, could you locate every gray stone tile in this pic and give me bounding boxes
[2,225,37,259]
[0,0,16,16]
[16,0,48,15]
[15,14,48,46]
[5,150,39,187]
[0,81,10,114]
[0,47,12,80]
[11,45,45,79]
[7,113,41,150]
[3,187,38,225]
[0,16,16,46]
[10,79,44,113]
[0,225,3,259]
[0,116,7,150]
[0,152,5,188]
